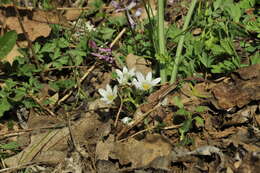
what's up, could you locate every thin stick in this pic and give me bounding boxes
[13,4,40,69]
[0,162,36,173]
[114,94,123,127]
[57,63,96,105]
[28,94,56,116]
[109,28,126,48]
[118,124,181,142]
[117,104,160,139]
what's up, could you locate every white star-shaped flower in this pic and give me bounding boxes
[132,72,161,91]
[115,67,135,85]
[98,84,118,104]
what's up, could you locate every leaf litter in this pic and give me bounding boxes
[0,1,259,173]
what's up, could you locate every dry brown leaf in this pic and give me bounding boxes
[64,10,82,21]
[1,44,22,64]
[223,105,257,126]
[208,127,237,139]
[4,113,111,167]
[211,64,260,109]
[96,134,172,169]
[125,53,151,75]
[6,16,51,41]
[32,10,69,26]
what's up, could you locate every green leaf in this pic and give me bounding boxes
[220,38,234,55]
[173,96,184,109]
[40,42,56,53]
[0,141,19,150]
[100,27,116,40]
[195,106,208,113]
[0,31,17,59]
[194,116,204,127]
[198,52,214,68]
[213,0,224,10]
[179,119,192,141]
[250,52,260,65]
[0,98,11,117]
[176,108,190,116]
[225,3,242,22]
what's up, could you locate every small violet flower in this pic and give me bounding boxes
[98,84,118,104]
[115,67,135,85]
[132,72,161,91]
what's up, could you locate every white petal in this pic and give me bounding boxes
[129,68,135,76]
[98,89,107,97]
[113,85,118,95]
[106,84,113,93]
[132,79,140,89]
[146,72,152,81]
[105,99,113,104]
[123,66,128,73]
[117,77,124,84]
[115,69,123,78]
[151,78,161,86]
[136,72,145,82]
[121,117,132,124]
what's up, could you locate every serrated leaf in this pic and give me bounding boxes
[0,31,17,59]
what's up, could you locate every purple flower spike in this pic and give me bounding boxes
[89,40,97,49]
[91,53,114,63]
[110,0,120,9]
[98,47,112,53]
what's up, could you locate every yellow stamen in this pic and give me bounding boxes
[108,95,115,101]
[142,83,151,90]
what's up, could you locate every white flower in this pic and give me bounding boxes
[121,117,133,125]
[98,84,118,104]
[132,72,161,91]
[115,66,135,85]
[85,21,96,32]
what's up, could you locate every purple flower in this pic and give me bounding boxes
[89,40,114,63]
[110,0,141,29]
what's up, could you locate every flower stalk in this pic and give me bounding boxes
[170,0,198,84]
[157,0,167,83]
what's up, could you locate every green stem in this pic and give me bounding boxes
[158,0,167,83]
[170,0,198,84]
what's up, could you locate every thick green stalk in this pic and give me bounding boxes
[157,0,167,83]
[170,0,198,84]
